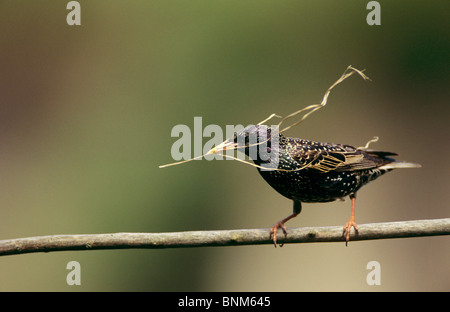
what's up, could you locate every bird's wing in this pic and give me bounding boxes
[289,143,393,173]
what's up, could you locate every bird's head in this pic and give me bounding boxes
[207,124,277,160]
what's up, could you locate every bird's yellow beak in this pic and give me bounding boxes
[207,139,238,155]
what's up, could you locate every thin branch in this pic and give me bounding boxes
[1,218,449,256]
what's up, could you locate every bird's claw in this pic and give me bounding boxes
[343,219,359,246]
[270,222,288,248]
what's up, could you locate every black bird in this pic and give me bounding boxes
[208,125,421,246]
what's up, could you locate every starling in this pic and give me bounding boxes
[208,125,421,246]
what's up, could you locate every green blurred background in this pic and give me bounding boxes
[0,1,449,291]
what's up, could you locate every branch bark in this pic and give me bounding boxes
[1,218,449,256]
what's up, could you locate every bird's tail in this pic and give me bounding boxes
[379,161,422,170]
[364,150,421,170]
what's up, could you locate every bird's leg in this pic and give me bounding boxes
[343,193,359,246]
[270,200,302,247]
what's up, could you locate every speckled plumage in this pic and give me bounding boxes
[256,135,392,203]
[210,124,420,246]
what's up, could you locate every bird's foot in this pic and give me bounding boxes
[269,222,288,248]
[343,218,359,246]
